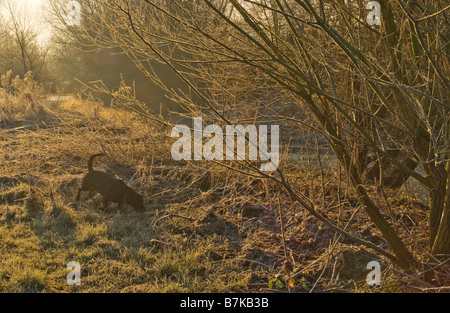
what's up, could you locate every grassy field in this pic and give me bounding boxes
[0,74,444,293]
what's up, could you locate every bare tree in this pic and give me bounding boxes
[0,0,49,79]
[61,0,449,269]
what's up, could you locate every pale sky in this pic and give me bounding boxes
[0,0,52,46]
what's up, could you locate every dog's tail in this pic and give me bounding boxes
[88,154,105,171]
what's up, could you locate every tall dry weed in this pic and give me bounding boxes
[0,70,50,124]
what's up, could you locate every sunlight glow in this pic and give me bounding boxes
[0,0,52,46]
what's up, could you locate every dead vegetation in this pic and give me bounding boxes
[0,76,448,293]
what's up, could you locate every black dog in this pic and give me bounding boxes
[76,154,145,212]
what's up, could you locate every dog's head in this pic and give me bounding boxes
[127,189,145,212]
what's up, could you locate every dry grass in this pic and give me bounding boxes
[0,77,448,293]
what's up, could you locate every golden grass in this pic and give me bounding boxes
[0,77,448,293]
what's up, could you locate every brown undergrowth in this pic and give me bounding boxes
[0,76,448,292]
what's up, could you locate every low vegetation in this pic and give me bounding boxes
[0,75,447,292]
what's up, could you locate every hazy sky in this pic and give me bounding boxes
[0,0,47,19]
[0,0,52,45]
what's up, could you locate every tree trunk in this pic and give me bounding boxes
[431,162,450,257]
[323,118,413,269]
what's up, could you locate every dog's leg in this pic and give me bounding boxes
[102,197,109,210]
[76,185,92,201]
[75,188,82,201]
[121,191,128,210]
